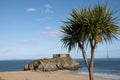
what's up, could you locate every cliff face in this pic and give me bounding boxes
[24,54,81,72]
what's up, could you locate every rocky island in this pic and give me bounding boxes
[24,54,81,72]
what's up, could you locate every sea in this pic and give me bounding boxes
[76,58,120,80]
[0,58,120,80]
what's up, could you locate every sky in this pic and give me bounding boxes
[0,0,120,60]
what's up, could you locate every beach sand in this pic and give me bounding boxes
[0,70,108,80]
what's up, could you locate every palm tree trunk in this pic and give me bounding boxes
[81,48,89,68]
[81,48,94,80]
[88,47,95,80]
[88,67,94,80]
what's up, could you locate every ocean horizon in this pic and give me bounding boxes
[0,58,120,80]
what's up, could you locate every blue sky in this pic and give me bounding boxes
[0,0,120,60]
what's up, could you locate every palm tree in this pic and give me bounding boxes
[60,3,120,80]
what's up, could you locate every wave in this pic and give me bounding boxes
[78,71,120,80]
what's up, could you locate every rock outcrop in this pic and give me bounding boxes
[24,54,81,72]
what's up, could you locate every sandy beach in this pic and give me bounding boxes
[0,70,108,80]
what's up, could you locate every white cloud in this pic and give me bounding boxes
[39,26,62,37]
[0,44,5,48]
[20,39,32,44]
[42,4,53,13]
[44,4,52,9]
[39,29,62,37]
[36,17,52,22]
[26,8,37,12]
[44,26,52,30]
[1,49,11,54]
